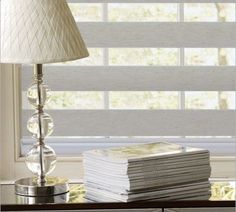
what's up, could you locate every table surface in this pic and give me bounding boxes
[1,180,235,211]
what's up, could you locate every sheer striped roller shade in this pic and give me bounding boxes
[21,1,236,154]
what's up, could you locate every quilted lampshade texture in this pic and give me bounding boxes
[1,0,89,64]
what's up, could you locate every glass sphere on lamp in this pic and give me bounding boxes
[27,83,51,108]
[27,112,54,139]
[25,144,57,176]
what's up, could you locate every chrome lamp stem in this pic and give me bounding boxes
[34,64,46,185]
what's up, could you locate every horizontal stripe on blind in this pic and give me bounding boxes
[20,138,236,156]
[77,23,236,48]
[68,0,236,3]
[22,66,236,91]
[22,110,236,136]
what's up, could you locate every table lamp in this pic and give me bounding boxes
[1,0,89,196]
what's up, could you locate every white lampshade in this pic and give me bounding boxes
[1,0,89,64]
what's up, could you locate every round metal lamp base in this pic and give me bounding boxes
[15,177,69,197]
[16,192,69,204]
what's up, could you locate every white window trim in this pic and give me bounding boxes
[1,64,236,182]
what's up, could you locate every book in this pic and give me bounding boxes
[83,142,209,164]
[83,142,211,202]
[86,186,211,202]
[84,157,210,175]
[85,173,210,191]
[84,164,211,180]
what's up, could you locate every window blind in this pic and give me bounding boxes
[21,1,236,155]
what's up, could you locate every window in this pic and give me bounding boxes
[20,2,236,158]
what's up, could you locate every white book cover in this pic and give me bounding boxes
[84,165,211,180]
[83,142,209,164]
[85,188,211,202]
[84,172,210,191]
[85,180,210,195]
[84,152,209,167]
[86,180,210,196]
[84,157,210,174]
[85,192,211,202]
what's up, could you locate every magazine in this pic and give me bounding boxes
[83,142,211,202]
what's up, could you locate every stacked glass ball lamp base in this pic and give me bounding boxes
[15,64,69,197]
[15,177,69,197]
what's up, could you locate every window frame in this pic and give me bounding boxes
[2,2,236,181]
[0,64,235,182]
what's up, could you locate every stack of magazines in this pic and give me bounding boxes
[83,142,211,202]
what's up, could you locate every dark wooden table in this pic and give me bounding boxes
[1,181,235,211]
